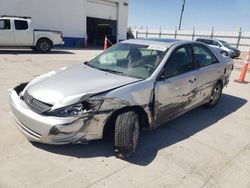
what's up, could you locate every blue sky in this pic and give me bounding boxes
[128,0,250,31]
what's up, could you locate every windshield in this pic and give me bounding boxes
[219,40,232,48]
[87,43,167,79]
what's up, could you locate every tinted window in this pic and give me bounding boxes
[211,40,219,46]
[0,19,11,30]
[193,45,218,68]
[14,20,28,30]
[163,46,193,78]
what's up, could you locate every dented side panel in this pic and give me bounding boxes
[154,70,198,127]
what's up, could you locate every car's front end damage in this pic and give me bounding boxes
[8,63,145,145]
[9,83,111,144]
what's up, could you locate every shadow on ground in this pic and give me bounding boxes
[33,94,247,165]
[0,49,75,55]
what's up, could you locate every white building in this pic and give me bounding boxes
[0,0,129,47]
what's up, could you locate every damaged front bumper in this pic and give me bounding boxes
[8,88,108,144]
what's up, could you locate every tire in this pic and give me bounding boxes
[204,82,223,108]
[31,46,36,51]
[114,111,140,159]
[36,39,52,53]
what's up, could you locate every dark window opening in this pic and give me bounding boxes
[14,20,28,30]
[163,45,193,78]
[193,45,218,68]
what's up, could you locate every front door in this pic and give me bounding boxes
[0,19,15,46]
[13,20,33,46]
[154,45,198,126]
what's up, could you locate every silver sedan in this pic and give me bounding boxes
[9,39,234,158]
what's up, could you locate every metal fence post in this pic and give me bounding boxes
[136,30,138,39]
[211,27,214,39]
[174,27,177,39]
[146,27,148,38]
[159,27,162,38]
[192,27,195,41]
[236,27,242,48]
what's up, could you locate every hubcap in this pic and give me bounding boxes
[209,86,221,104]
[40,42,50,51]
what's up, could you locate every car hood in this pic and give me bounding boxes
[26,64,140,106]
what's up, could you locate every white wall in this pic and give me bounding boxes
[0,0,128,42]
[0,0,85,38]
[117,0,128,41]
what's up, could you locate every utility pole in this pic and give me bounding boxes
[178,0,186,30]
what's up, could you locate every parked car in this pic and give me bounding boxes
[9,38,234,158]
[196,38,240,58]
[0,15,64,52]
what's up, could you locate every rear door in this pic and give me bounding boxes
[192,44,224,105]
[0,19,15,46]
[154,45,198,126]
[13,20,33,46]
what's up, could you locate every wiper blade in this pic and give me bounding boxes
[98,68,126,75]
[84,62,96,69]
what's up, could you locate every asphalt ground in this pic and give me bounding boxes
[0,48,249,188]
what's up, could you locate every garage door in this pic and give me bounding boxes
[87,0,118,20]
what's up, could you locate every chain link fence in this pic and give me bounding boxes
[131,27,250,52]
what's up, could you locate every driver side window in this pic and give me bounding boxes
[162,45,193,79]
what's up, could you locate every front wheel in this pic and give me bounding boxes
[114,111,140,159]
[204,82,223,108]
[36,39,52,53]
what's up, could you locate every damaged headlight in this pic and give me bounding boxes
[47,99,103,117]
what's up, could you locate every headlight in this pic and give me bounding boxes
[47,99,103,117]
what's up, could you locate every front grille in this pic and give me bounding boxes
[23,91,52,114]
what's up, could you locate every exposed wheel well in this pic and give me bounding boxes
[103,106,150,139]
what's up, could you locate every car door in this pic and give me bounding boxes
[0,19,15,46]
[192,44,224,105]
[154,45,198,126]
[14,20,33,46]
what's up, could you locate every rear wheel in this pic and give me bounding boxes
[36,39,52,53]
[114,111,140,159]
[204,82,223,108]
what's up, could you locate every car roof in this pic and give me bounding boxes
[196,38,218,41]
[0,15,31,20]
[122,38,189,48]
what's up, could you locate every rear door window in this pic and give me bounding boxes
[163,45,193,78]
[14,20,28,30]
[0,19,11,30]
[193,44,218,68]
[212,40,219,47]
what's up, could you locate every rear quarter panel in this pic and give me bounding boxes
[34,31,63,46]
[209,46,234,86]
